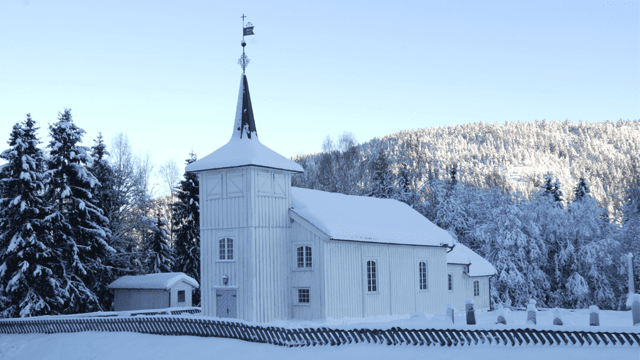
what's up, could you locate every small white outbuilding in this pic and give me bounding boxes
[108,273,199,311]
[186,73,496,323]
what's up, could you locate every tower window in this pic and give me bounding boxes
[297,246,312,268]
[419,261,428,290]
[367,260,377,292]
[219,238,234,260]
[297,288,310,304]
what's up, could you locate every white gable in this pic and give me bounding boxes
[447,243,496,277]
[290,187,454,247]
[108,273,199,290]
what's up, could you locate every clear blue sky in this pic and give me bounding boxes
[1,0,638,177]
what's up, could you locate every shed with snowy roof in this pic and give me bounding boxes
[186,73,494,322]
[108,273,199,311]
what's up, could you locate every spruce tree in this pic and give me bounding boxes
[574,177,591,202]
[89,133,122,309]
[0,115,64,317]
[172,152,201,303]
[145,212,173,273]
[46,109,113,314]
[368,150,394,199]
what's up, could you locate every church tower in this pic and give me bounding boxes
[186,74,304,322]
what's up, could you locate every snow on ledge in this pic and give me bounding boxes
[108,273,199,290]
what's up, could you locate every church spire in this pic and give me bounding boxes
[232,74,258,140]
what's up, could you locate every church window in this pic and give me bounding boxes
[448,273,453,291]
[419,261,428,290]
[296,246,312,268]
[297,288,310,304]
[474,281,480,296]
[177,290,185,303]
[367,260,377,292]
[219,238,234,260]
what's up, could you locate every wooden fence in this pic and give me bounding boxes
[1,316,639,347]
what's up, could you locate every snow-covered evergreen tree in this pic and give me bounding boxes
[474,196,549,308]
[574,177,591,202]
[46,109,113,314]
[0,115,64,317]
[368,150,394,198]
[171,152,200,304]
[89,133,124,310]
[145,212,173,273]
[543,173,564,207]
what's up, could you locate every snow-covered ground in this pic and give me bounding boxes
[1,309,639,360]
[2,332,638,360]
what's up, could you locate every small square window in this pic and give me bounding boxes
[177,290,186,303]
[298,288,310,304]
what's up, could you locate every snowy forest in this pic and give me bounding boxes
[0,110,201,318]
[0,112,639,318]
[292,120,640,311]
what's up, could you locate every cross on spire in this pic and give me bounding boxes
[238,15,255,73]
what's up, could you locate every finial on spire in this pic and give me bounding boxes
[238,15,255,73]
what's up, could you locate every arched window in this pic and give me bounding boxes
[219,238,233,260]
[296,246,312,268]
[418,261,428,290]
[367,260,377,292]
[474,281,480,296]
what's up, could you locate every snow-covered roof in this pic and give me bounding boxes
[290,187,454,247]
[108,273,199,290]
[186,74,303,174]
[447,243,496,277]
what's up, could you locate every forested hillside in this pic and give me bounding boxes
[292,120,640,310]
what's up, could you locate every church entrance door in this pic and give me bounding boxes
[216,290,237,318]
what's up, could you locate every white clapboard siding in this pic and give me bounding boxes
[323,240,449,319]
[199,166,294,323]
[289,220,325,320]
[446,264,466,311]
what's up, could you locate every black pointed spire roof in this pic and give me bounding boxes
[185,74,304,173]
[237,74,257,139]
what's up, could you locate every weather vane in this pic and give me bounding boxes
[238,14,255,73]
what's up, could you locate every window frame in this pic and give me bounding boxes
[292,243,313,271]
[177,290,186,303]
[294,287,311,306]
[448,272,454,292]
[473,280,480,297]
[217,237,235,262]
[365,259,379,294]
[418,260,428,291]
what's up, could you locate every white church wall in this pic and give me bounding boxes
[413,246,448,314]
[464,276,491,310]
[322,240,449,319]
[200,167,294,322]
[290,221,325,320]
[446,264,468,311]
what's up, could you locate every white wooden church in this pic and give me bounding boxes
[185,74,495,323]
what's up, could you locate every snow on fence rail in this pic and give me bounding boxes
[0,317,639,348]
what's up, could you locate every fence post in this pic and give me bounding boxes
[627,294,640,326]
[465,299,476,325]
[552,308,563,326]
[589,305,600,326]
[496,304,507,325]
[445,303,455,324]
[526,299,537,325]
